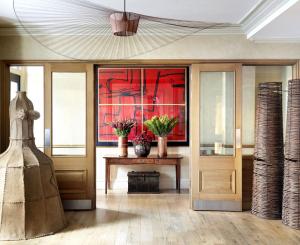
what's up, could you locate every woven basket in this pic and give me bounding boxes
[252,82,284,219]
[282,79,300,229]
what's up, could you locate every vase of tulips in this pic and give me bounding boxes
[144,115,178,157]
[109,119,136,157]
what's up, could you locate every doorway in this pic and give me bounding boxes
[190,64,242,211]
[9,63,96,210]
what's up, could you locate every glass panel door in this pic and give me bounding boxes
[190,64,242,211]
[200,72,235,156]
[52,72,86,156]
[45,63,95,210]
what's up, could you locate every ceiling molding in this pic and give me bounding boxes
[252,38,300,43]
[241,0,299,39]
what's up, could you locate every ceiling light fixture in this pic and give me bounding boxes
[109,0,140,36]
[13,0,233,60]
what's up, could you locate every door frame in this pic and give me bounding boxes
[45,63,96,209]
[190,63,242,211]
[0,62,96,209]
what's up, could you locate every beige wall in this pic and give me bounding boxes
[1,35,300,60]
[1,34,300,190]
[96,147,190,190]
[242,66,292,152]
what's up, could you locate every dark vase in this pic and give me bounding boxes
[134,143,151,157]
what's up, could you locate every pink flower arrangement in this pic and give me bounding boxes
[108,119,136,137]
[132,131,153,146]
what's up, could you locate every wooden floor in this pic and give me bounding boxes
[2,191,300,245]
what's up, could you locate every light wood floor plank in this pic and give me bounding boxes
[1,191,300,245]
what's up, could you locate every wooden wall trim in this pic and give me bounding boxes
[0,61,3,152]
[293,60,300,79]
[0,62,9,153]
[2,59,298,66]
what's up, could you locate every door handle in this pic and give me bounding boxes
[45,128,51,148]
[236,128,241,149]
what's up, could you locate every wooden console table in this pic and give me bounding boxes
[103,154,183,194]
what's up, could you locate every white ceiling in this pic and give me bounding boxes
[0,0,300,42]
[0,0,261,23]
[251,0,300,41]
[90,0,262,22]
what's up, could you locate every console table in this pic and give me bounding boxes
[103,154,183,194]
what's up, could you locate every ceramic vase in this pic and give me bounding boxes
[134,143,151,157]
[118,136,128,157]
[158,136,167,158]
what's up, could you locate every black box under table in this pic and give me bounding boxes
[127,171,160,193]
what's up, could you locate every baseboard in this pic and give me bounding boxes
[193,200,242,211]
[96,178,190,190]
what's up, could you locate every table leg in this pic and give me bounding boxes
[105,160,107,194]
[176,162,181,193]
[107,163,111,189]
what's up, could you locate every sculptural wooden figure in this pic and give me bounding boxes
[0,91,66,240]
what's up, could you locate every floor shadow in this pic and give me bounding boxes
[61,208,139,233]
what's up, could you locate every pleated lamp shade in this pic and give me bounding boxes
[110,12,140,36]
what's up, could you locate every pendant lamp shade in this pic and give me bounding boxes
[110,12,140,36]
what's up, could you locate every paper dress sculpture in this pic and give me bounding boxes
[0,91,66,240]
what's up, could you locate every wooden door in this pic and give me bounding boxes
[190,64,242,211]
[45,63,95,210]
[0,62,10,153]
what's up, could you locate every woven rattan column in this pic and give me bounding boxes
[252,82,284,219]
[283,79,300,229]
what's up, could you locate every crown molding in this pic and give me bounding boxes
[241,0,299,39]
[252,38,300,43]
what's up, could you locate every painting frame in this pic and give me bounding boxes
[95,65,190,146]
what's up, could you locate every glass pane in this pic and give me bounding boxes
[10,66,44,152]
[241,66,256,155]
[200,72,235,156]
[241,66,292,155]
[10,82,19,100]
[52,72,86,156]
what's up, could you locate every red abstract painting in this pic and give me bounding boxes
[143,105,186,141]
[143,68,186,105]
[98,68,141,104]
[98,105,142,141]
[97,67,188,145]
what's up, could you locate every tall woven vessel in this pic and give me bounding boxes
[283,79,300,229]
[252,82,284,219]
[0,92,66,240]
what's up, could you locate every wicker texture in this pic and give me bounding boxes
[283,79,300,229]
[252,82,284,219]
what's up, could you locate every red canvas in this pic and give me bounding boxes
[98,105,142,141]
[98,68,141,104]
[97,67,188,144]
[143,105,186,141]
[143,68,186,105]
